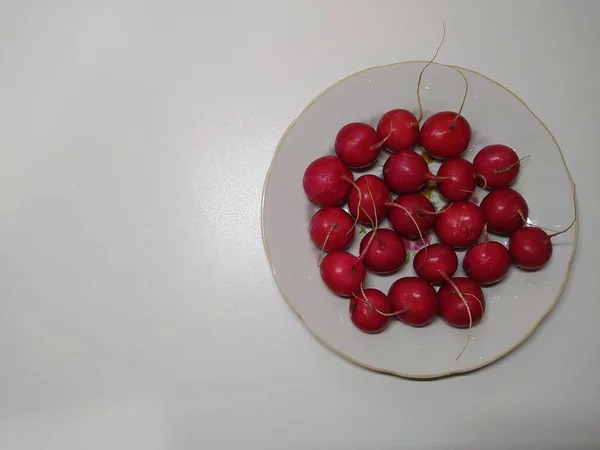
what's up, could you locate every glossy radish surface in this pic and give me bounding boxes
[473,144,521,189]
[435,201,486,248]
[335,122,381,169]
[387,194,436,239]
[382,150,435,193]
[319,251,366,297]
[463,228,511,285]
[376,109,419,152]
[413,243,458,283]
[347,174,390,225]
[480,188,529,235]
[309,207,355,252]
[436,157,476,202]
[388,277,438,327]
[438,277,485,328]
[303,156,353,206]
[359,229,406,274]
[509,226,553,270]
[420,111,471,159]
[349,288,393,333]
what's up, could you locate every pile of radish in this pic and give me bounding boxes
[301,50,575,360]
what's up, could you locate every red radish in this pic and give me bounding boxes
[508,226,553,270]
[435,201,486,248]
[463,224,511,284]
[436,157,476,201]
[439,277,485,328]
[303,156,353,206]
[376,109,419,152]
[387,194,436,240]
[508,188,577,270]
[320,251,367,297]
[383,150,436,193]
[347,174,390,225]
[388,277,438,327]
[309,207,355,253]
[349,288,394,333]
[480,188,529,235]
[359,229,406,274]
[438,275,486,360]
[413,243,458,284]
[320,191,382,297]
[420,112,471,159]
[335,122,386,169]
[473,144,526,189]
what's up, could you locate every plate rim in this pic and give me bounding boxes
[261,60,579,380]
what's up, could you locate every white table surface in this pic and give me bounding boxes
[0,1,598,449]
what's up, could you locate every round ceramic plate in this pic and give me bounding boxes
[262,61,577,379]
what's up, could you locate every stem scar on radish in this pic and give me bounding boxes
[335,120,393,169]
[473,144,529,190]
[509,191,578,270]
[383,150,437,193]
[413,243,459,283]
[463,223,511,285]
[438,274,485,360]
[480,187,529,235]
[303,155,354,206]
[388,277,439,327]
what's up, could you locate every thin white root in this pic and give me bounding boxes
[416,22,446,123]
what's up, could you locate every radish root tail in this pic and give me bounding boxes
[317,224,336,266]
[416,22,446,123]
[441,272,475,361]
[358,284,408,317]
[358,178,379,260]
[494,155,530,174]
[548,183,578,238]
[371,114,394,151]
[342,175,362,233]
[448,66,469,130]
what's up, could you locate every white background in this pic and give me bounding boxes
[0,1,598,449]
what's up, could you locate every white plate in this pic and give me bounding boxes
[261,61,577,379]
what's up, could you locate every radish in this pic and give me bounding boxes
[309,207,355,253]
[473,144,527,189]
[435,201,486,248]
[420,111,471,159]
[413,243,458,284]
[347,174,390,225]
[436,157,476,201]
[480,187,529,235]
[320,192,381,297]
[303,155,353,206]
[382,150,436,193]
[388,277,438,327]
[438,275,485,359]
[508,216,576,270]
[349,287,394,333]
[387,194,436,240]
[463,224,511,284]
[376,109,419,152]
[320,251,367,297]
[334,122,388,169]
[359,229,407,274]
